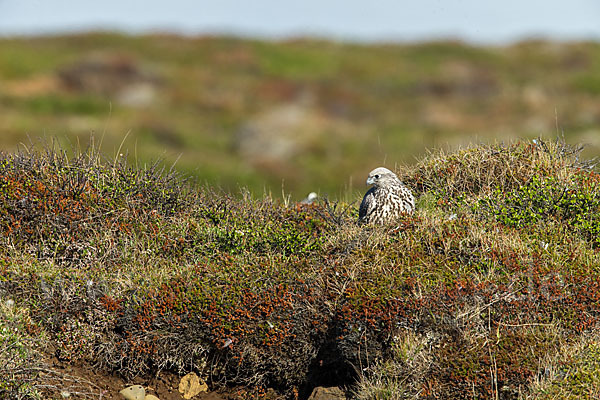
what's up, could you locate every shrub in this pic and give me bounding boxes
[479,171,600,247]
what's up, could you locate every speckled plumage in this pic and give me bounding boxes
[358,167,415,225]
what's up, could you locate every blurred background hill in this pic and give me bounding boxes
[1,1,599,200]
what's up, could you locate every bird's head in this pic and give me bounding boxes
[366,167,400,187]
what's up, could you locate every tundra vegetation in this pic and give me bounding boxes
[1,139,600,399]
[1,34,600,198]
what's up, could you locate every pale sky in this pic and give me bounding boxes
[1,0,599,43]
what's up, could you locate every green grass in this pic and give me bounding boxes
[2,138,600,399]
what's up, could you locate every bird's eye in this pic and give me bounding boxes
[375,174,380,179]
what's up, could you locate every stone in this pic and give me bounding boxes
[119,385,145,400]
[308,386,346,400]
[178,372,208,399]
[145,395,160,400]
[58,53,162,97]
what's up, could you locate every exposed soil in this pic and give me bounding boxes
[41,352,231,400]
[38,343,348,400]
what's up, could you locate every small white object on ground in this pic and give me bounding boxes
[301,192,318,204]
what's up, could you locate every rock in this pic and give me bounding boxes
[58,53,161,106]
[118,82,158,107]
[119,385,145,400]
[178,372,208,399]
[308,386,346,400]
[234,91,355,164]
[235,101,312,161]
[145,395,160,400]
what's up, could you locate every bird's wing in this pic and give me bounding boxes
[359,188,376,222]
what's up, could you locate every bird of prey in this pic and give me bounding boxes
[358,167,415,225]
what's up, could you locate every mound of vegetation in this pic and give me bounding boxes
[1,139,600,399]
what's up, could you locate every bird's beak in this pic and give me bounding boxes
[366,176,375,185]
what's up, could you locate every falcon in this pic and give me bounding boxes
[358,167,415,225]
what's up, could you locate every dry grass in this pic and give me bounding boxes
[527,333,600,399]
[353,330,431,400]
[403,139,594,205]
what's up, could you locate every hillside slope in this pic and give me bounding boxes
[1,139,600,399]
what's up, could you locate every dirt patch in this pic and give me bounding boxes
[40,351,230,400]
